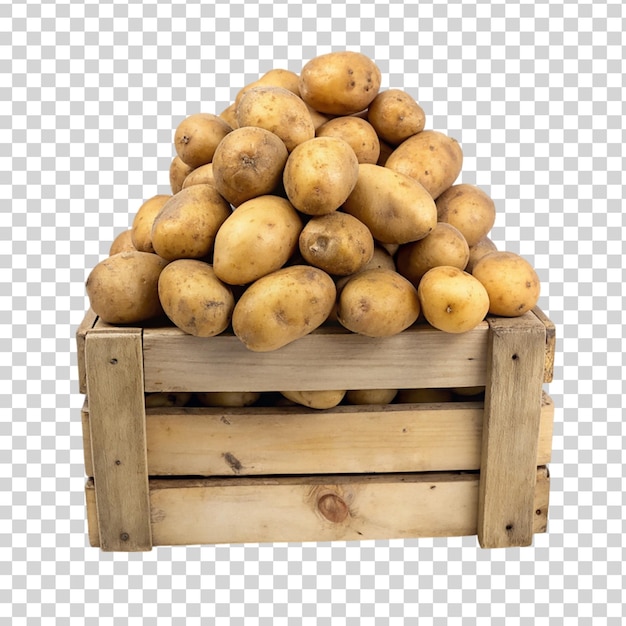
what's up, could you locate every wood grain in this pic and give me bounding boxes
[85,468,549,548]
[531,306,556,383]
[75,308,98,395]
[478,312,547,548]
[85,328,152,551]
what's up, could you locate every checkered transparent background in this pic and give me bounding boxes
[2,0,625,623]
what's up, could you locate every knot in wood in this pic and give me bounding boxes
[317,493,349,524]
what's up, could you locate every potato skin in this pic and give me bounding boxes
[299,51,382,115]
[174,113,232,169]
[213,195,303,286]
[315,116,380,164]
[396,388,455,403]
[367,89,426,145]
[237,86,315,152]
[212,126,289,207]
[195,391,261,407]
[435,184,496,247]
[169,156,194,195]
[85,251,168,324]
[299,212,374,276]
[280,389,346,410]
[151,184,232,261]
[337,268,420,338]
[283,137,359,216]
[182,163,215,189]
[417,266,490,334]
[465,236,498,274]
[131,194,172,253]
[396,222,470,287]
[158,259,234,337]
[385,130,463,200]
[346,389,398,405]
[145,392,193,408]
[471,251,541,317]
[109,229,137,256]
[232,265,336,352]
[342,163,437,244]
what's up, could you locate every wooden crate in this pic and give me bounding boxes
[76,307,555,551]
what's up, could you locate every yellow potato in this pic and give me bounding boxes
[385,130,463,199]
[174,112,232,169]
[396,222,470,287]
[315,116,380,164]
[131,194,172,253]
[145,392,193,408]
[465,236,498,274]
[219,102,239,129]
[236,86,315,152]
[195,392,261,407]
[367,89,426,145]
[299,51,382,115]
[169,156,194,195]
[337,268,420,337]
[85,251,168,325]
[151,184,231,261]
[435,184,496,247]
[345,389,398,405]
[298,212,374,276]
[212,126,289,207]
[417,266,490,333]
[280,390,346,410]
[283,136,359,216]
[232,265,336,352]
[213,195,303,285]
[109,229,137,256]
[342,163,437,244]
[158,259,234,337]
[471,251,541,317]
[305,103,334,131]
[182,163,215,189]
[234,68,301,107]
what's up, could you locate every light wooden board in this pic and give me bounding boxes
[142,321,491,393]
[85,467,549,549]
[478,312,547,548]
[85,328,152,551]
[75,308,98,395]
[531,306,556,383]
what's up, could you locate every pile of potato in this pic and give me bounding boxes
[86,51,541,354]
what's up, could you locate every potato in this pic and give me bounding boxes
[158,259,234,337]
[145,392,192,408]
[195,391,261,407]
[299,212,374,276]
[109,229,137,256]
[471,251,541,317]
[151,184,231,261]
[435,184,496,247]
[305,103,334,131]
[174,113,232,169]
[283,136,359,216]
[417,266,490,334]
[219,102,239,129]
[396,388,454,403]
[299,51,381,115]
[337,268,420,338]
[377,139,395,166]
[367,89,426,145]
[315,116,380,164]
[280,389,346,410]
[452,386,485,397]
[85,251,168,324]
[465,236,498,274]
[213,195,303,285]
[237,86,315,152]
[346,389,398,405]
[212,126,289,207]
[131,194,172,253]
[169,156,194,195]
[235,68,301,107]
[396,222,470,287]
[232,265,336,352]
[182,163,215,189]
[342,163,437,244]
[385,130,463,199]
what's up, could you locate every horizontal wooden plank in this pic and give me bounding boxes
[142,321,490,393]
[85,467,549,548]
[81,392,554,477]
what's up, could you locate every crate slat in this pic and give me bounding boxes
[142,322,490,393]
[85,467,549,548]
[75,308,98,395]
[85,329,152,552]
[478,312,547,548]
